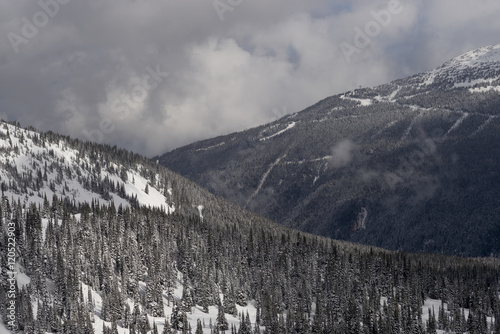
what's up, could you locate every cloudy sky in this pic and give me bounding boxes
[1,0,499,156]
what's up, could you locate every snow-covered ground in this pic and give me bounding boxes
[260,122,296,141]
[4,268,262,334]
[0,122,174,214]
[421,298,496,333]
[195,142,226,152]
[79,273,261,334]
[420,44,500,88]
[445,44,500,69]
[469,85,500,93]
[340,94,373,106]
[446,112,469,135]
[0,319,11,334]
[453,78,497,89]
[378,297,498,333]
[0,121,260,334]
[15,264,31,290]
[8,262,498,333]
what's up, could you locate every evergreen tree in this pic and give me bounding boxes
[196,319,203,334]
[223,285,237,317]
[171,301,184,331]
[238,312,252,334]
[217,299,229,332]
[427,308,437,334]
[181,281,194,313]
[162,320,173,334]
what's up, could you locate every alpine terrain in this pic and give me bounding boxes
[0,120,499,333]
[157,44,500,257]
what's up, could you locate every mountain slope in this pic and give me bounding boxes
[1,121,499,333]
[0,122,176,214]
[157,44,500,257]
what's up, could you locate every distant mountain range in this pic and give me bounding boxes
[157,44,500,257]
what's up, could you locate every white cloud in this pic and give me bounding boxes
[330,140,357,168]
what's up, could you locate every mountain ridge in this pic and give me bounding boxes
[157,44,500,257]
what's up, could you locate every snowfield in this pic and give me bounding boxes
[0,122,174,214]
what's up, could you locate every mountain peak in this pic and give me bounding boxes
[417,43,500,88]
[441,43,500,69]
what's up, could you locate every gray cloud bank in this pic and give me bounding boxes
[1,0,499,156]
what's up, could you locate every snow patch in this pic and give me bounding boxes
[401,112,422,141]
[340,94,373,106]
[446,44,500,69]
[421,44,500,87]
[470,115,498,137]
[260,122,296,141]
[197,205,204,221]
[421,298,496,331]
[82,274,261,334]
[446,112,469,135]
[124,171,174,213]
[0,121,175,214]
[469,85,500,93]
[196,142,226,152]
[15,263,31,289]
[246,154,286,207]
[454,78,496,89]
[421,70,437,86]
[0,319,11,334]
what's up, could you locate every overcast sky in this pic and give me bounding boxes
[1,0,499,156]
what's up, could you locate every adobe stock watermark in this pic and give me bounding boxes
[340,0,403,64]
[213,0,244,21]
[5,220,18,331]
[7,0,72,54]
[82,64,169,143]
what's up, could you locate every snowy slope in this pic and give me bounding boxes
[11,267,261,334]
[443,44,500,69]
[80,275,262,334]
[0,121,265,334]
[420,44,500,89]
[0,121,174,213]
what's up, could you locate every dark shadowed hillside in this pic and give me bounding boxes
[158,44,500,257]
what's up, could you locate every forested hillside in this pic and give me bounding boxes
[2,196,500,333]
[158,44,500,257]
[0,121,498,333]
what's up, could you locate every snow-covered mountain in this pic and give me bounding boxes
[421,44,500,87]
[1,120,499,333]
[0,121,175,214]
[158,44,500,257]
[0,120,281,333]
